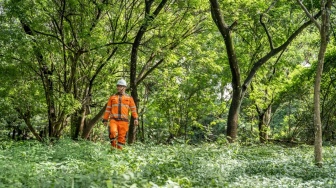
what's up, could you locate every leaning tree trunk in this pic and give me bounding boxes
[81,104,107,139]
[15,108,43,142]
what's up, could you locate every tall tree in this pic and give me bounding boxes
[127,0,206,143]
[128,0,169,144]
[297,0,332,167]
[2,0,127,139]
[209,0,322,142]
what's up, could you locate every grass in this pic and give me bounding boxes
[0,139,335,187]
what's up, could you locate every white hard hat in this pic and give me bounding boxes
[116,79,127,86]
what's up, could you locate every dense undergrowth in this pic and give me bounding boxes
[0,139,335,188]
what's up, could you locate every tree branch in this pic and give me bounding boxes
[260,14,274,50]
[242,10,322,92]
[260,0,278,50]
[297,0,321,30]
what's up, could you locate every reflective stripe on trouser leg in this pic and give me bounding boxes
[109,120,118,148]
[110,137,118,148]
[117,142,125,149]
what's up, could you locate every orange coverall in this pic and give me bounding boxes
[103,93,138,149]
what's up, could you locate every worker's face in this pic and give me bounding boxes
[117,85,126,93]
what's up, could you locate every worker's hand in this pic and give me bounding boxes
[134,119,139,126]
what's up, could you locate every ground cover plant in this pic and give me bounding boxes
[0,140,335,188]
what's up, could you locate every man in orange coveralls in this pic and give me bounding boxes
[102,79,138,150]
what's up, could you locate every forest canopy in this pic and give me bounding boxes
[0,0,335,146]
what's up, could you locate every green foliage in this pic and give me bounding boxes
[57,94,82,115]
[0,0,335,144]
[268,44,336,142]
[141,54,228,143]
[0,140,335,187]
